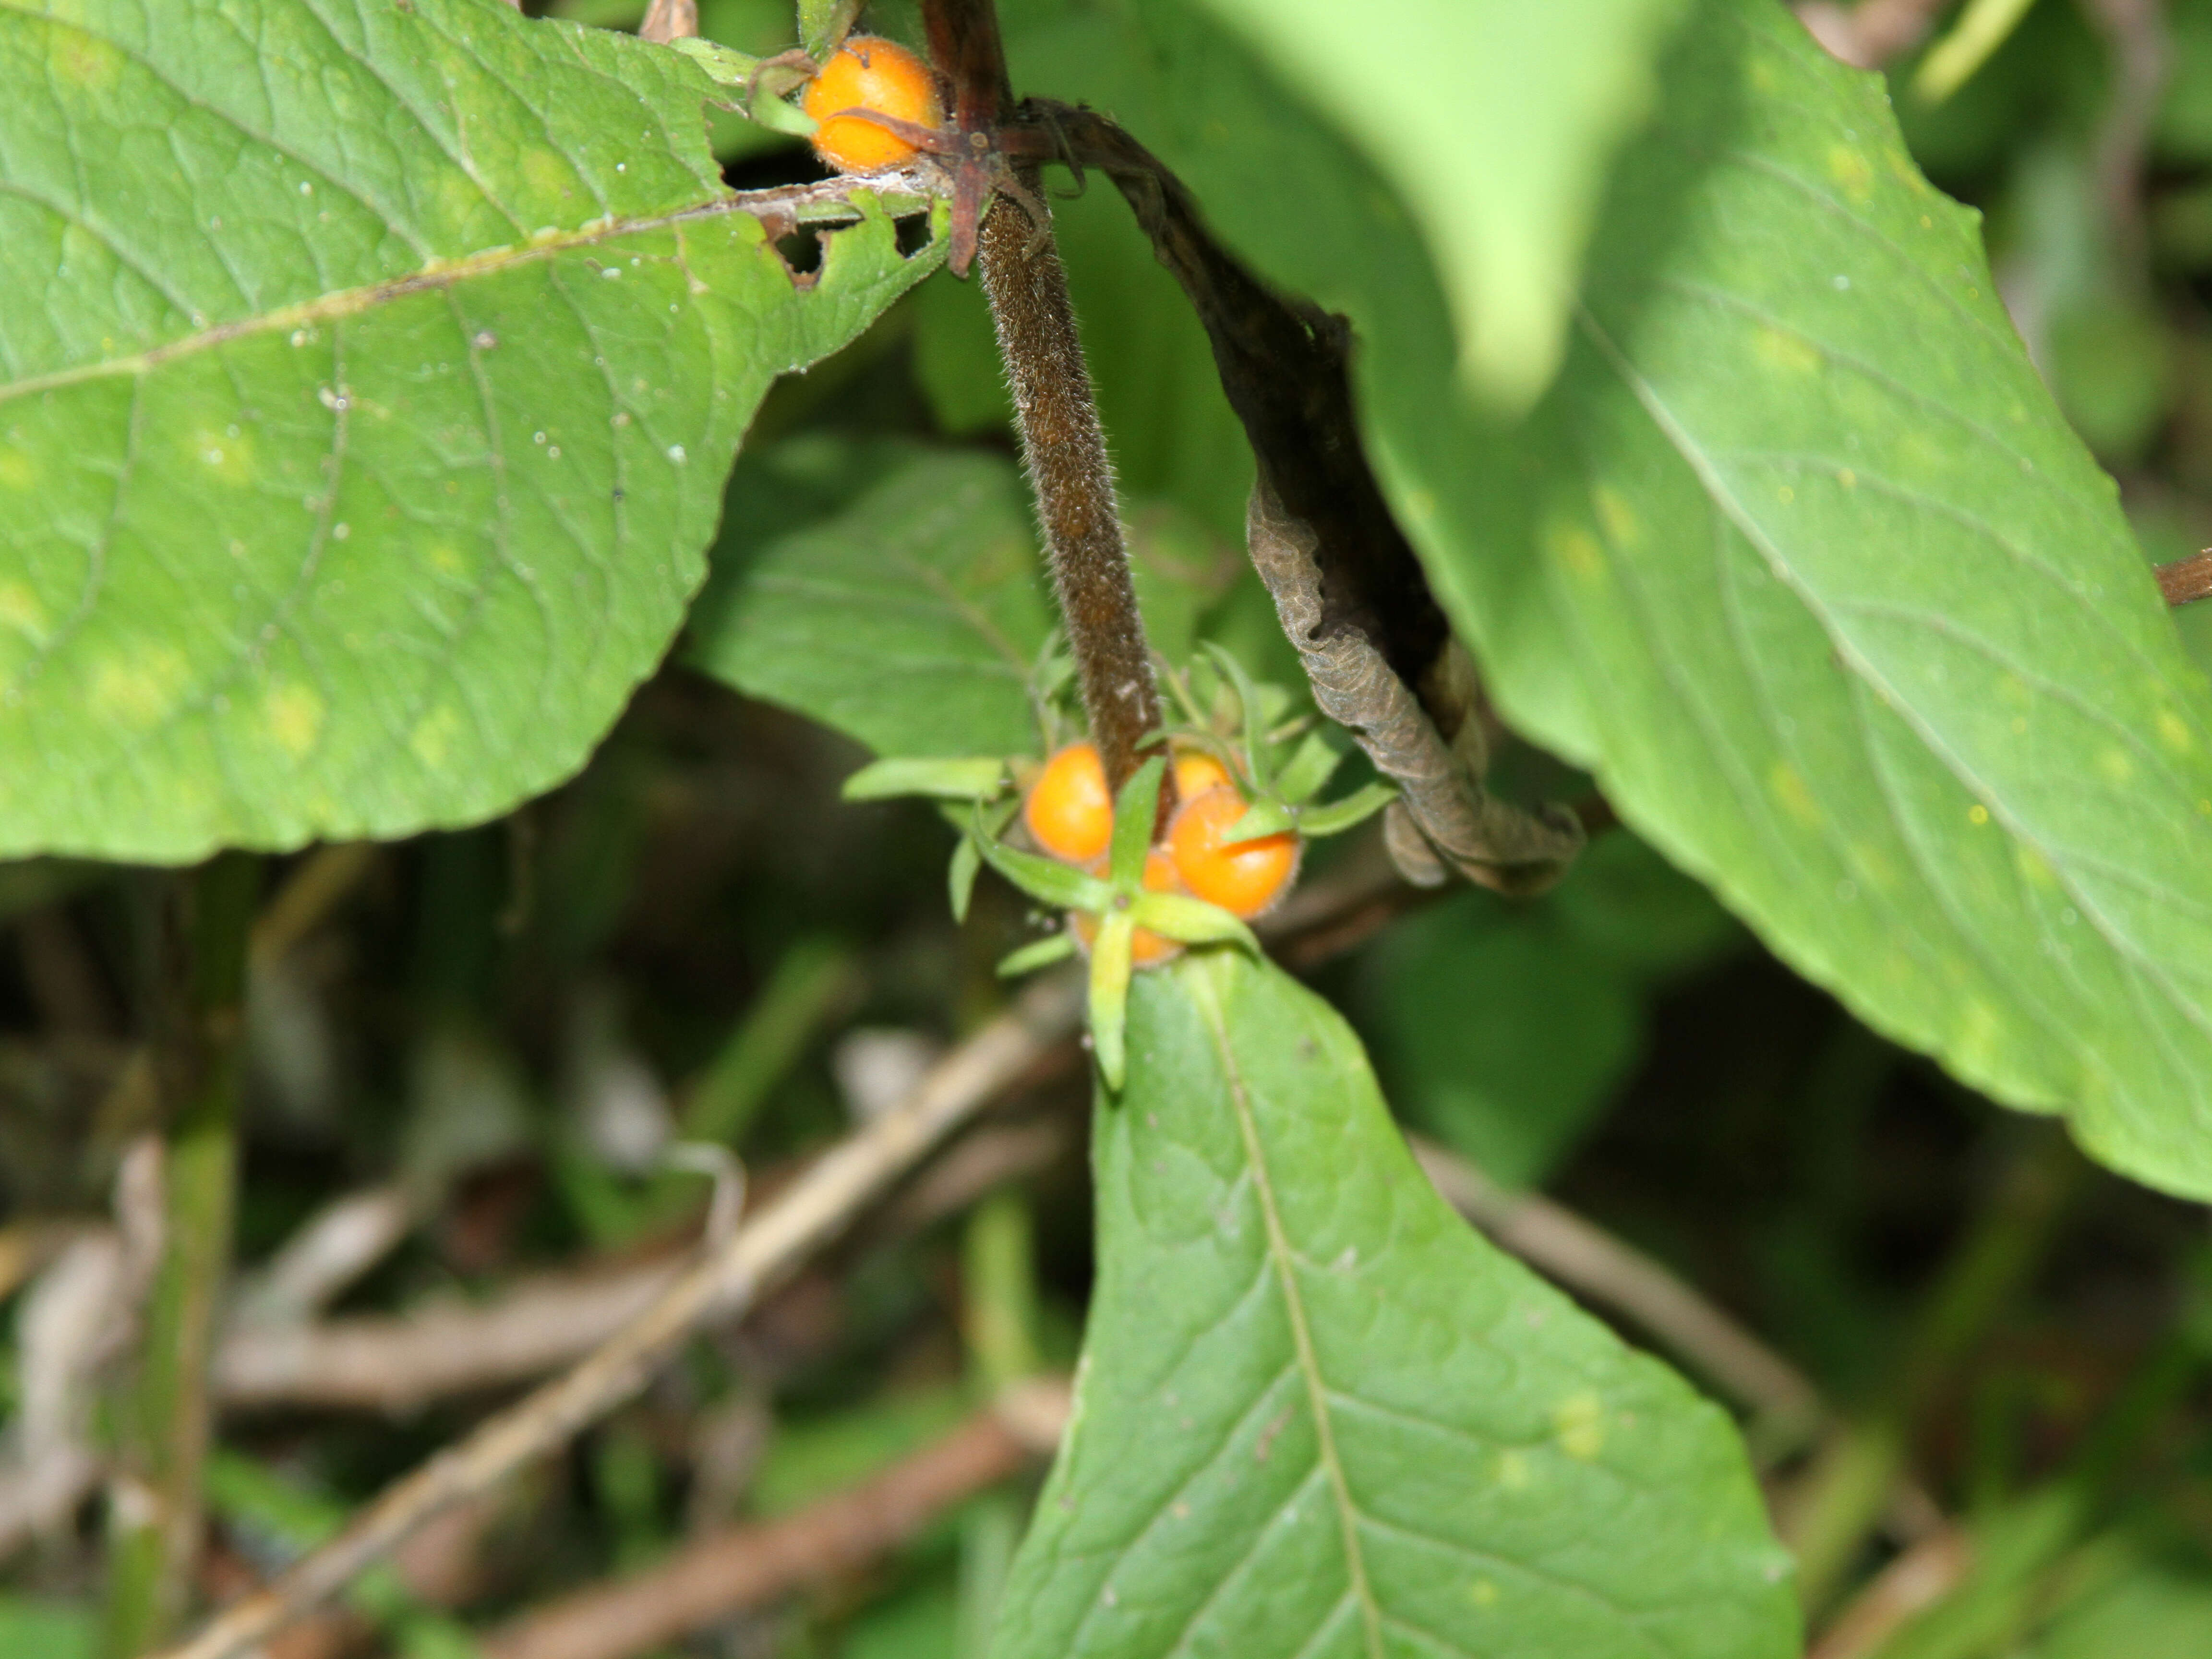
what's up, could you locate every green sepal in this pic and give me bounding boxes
[1222,798,1297,845]
[1107,756,1167,890]
[972,810,1113,912]
[1088,913,1136,1091]
[1129,894,1258,954]
[672,39,817,135]
[1291,782,1400,839]
[998,932,1079,978]
[948,831,982,923]
[798,0,864,62]
[843,757,1011,803]
[1202,643,1275,792]
[1271,730,1344,805]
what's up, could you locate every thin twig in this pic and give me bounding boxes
[478,1382,1070,1659]
[250,844,377,963]
[215,1258,685,1414]
[2157,549,2212,606]
[153,971,1083,1659]
[1805,1527,1972,1659]
[1410,1138,1826,1444]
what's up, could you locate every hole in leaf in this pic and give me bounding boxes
[774,229,826,287]
[893,213,934,260]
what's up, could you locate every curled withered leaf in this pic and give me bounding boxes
[1024,102,1583,894]
[1250,481,1582,895]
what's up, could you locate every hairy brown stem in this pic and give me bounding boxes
[978,184,1165,796]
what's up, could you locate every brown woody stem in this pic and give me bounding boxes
[2156,549,2212,607]
[978,178,1165,796]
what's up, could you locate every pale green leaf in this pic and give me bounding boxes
[1000,931,1079,977]
[1187,0,1690,407]
[992,951,1796,1659]
[688,443,1053,759]
[842,756,1012,803]
[1125,891,1254,950]
[0,0,939,862]
[1290,782,1397,840]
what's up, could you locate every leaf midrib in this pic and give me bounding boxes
[1190,960,1384,1659]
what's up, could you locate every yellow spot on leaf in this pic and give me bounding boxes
[263,681,325,759]
[1593,486,1640,551]
[0,581,47,640]
[1827,145,1875,204]
[90,648,188,731]
[1468,1579,1499,1609]
[2157,710,2193,753]
[1778,485,1795,505]
[2098,749,2133,786]
[1545,520,1607,584]
[2015,842,2056,888]
[192,428,255,487]
[1838,469,1856,490]
[410,703,463,769]
[1968,804,1989,826]
[1494,1450,1530,1490]
[50,28,122,92]
[0,447,36,491]
[1769,761,1821,830]
[1755,326,1823,376]
[522,148,576,204]
[429,544,466,577]
[1553,1392,1606,1461]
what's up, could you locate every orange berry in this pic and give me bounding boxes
[800,36,944,173]
[1023,742,1113,865]
[1172,748,1233,803]
[1166,786,1300,919]
[1070,850,1184,967]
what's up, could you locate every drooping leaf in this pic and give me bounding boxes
[992,950,1797,1659]
[688,442,1053,759]
[0,0,939,862]
[1038,0,2212,1200]
[1184,0,1691,408]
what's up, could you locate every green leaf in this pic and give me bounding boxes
[1087,913,1136,1090]
[1075,0,2212,1200]
[1358,895,1642,1189]
[992,951,1797,1658]
[0,0,940,862]
[1126,891,1255,950]
[1222,796,1297,842]
[1186,0,1690,408]
[0,1599,92,1659]
[798,0,865,63]
[1107,757,1167,890]
[843,757,1013,803]
[999,932,1078,977]
[1272,728,1345,805]
[1291,782,1398,840]
[689,443,1053,759]
[974,821,1113,914]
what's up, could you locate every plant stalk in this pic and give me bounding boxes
[102,853,259,1659]
[977,179,1165,799]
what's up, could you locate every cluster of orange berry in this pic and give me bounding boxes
[1022,742,1301,967]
